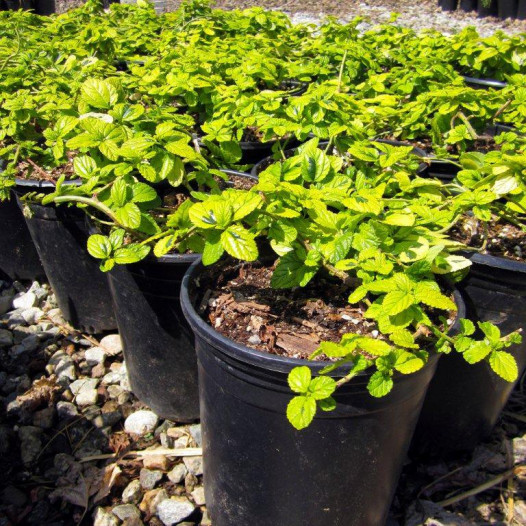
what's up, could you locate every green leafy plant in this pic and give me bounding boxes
[175,140,522,430]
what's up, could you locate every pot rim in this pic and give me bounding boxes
[251,138,428,178]
[15,177,82,189]
[462,250,526,274]
[461,75,507,89]
[181,259,465,376]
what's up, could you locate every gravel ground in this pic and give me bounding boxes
[164,0,526,35]
[0,277,525,525]
[52,0,526,36]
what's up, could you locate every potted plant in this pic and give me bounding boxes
[0,31,120,330]
[413,139,526,453]
[176,141,519,525]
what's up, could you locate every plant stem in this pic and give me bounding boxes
[337,49,349,93]
[456,111,479,141]
[0,26,21,73]
[53,195,120,224]
[493,99,512,122]
[335,370,359,388]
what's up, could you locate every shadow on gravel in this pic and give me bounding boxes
[0,278,205,526]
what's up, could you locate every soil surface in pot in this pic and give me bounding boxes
[216,174,256,190]
[389,133,500,156]
[452,217,526,261]
[202,261,454,360]
[15,158,74,183]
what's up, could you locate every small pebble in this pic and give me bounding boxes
[183,456,203,476]
[13,292,37,310]
[85,347,106,366]
[112,504,141,521]
[122,480,142,504]
[157,498,195,526]
[143,454,169,471]
[140,468,163,490]
[191,487,206,506]
[124,410,159,435]
[56,401,79,420]
[93,507,119,526]
[167,463,187,484]
[21,307,44,325]
[100,334,123,356]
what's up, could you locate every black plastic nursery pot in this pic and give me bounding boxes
[439,0,458,10]
[239,136,301,165]
[250,138,427,178]
[459,0,477,10]
[278,79,309,97]
[108,253,201,422]
[181,261,465,526]
[421,159,460,181]
[422,124,517,180]
[477,0,499,16]
[498,0,518,18]
[106,170,255,421]
[0,190,45,282]
[15,179,117,334]
[34,0,56,15]
[413,253,526,455]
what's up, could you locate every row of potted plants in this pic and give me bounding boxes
[1,1,525,524]
[439,0,526,20]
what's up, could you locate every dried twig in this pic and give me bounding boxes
[503,411,526,424]
[27,159,56,184]
[437,465,526,507]
[417,466,463,498]
[79,447,202,464]
[36,416,86,461]
[504,440,515,524]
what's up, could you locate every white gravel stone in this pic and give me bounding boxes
[49,350,67,366]
[70,378,99,406]
[102,370,124,385]
[124,410,159,435]
[191,487,206,506]
[122,479,142,504]
[76,388,99,407]
[93,507,119,526]
[120,373,131,391]
[69,378,99,396]
[85,347,106,366]
[188,424,202,447]
[47,308,66,326]
[27,282,48,301]
[183,456,203,476]
[12,292,38,310]
[167,463,187,484]
[56,401,79,419]
[100,334,123,356]
[55,357,77,384]
[157,498,195,525]
[21,307,44,325]
[112,503,141,520]
[140,468,163,490]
